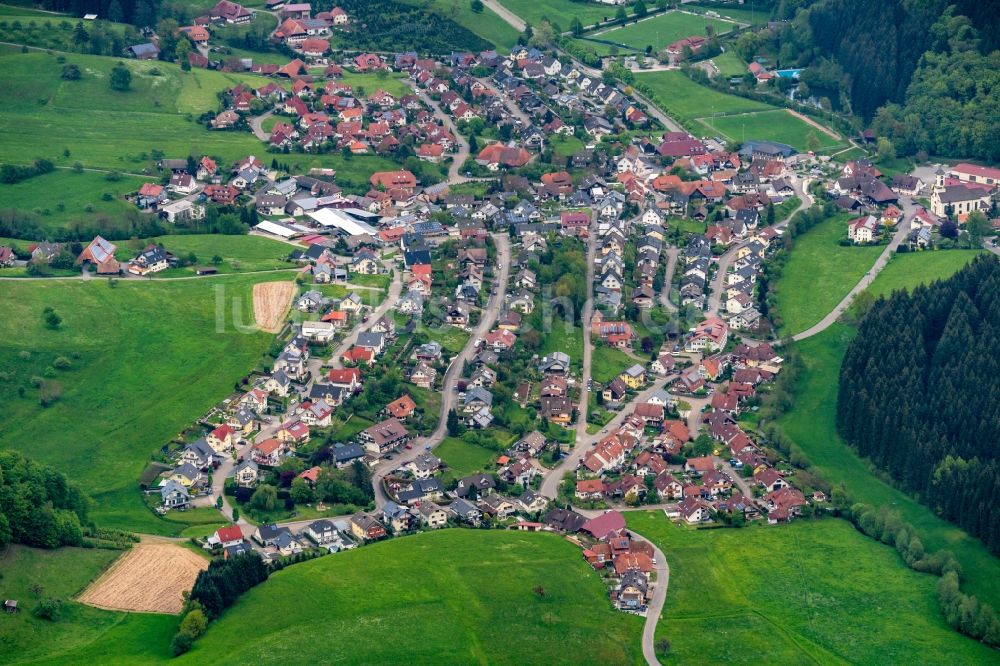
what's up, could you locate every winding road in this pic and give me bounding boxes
[371,233,512,504]
[406,83,473,184]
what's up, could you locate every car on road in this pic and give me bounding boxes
[405,443,413,449]
[425,445,432,451]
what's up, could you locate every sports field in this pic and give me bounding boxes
[627,514,998,663]
[637,70,774,120]
[585,10,734,54]
[696,108,844,151]
[0,273,286,533]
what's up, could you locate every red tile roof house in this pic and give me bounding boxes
[581,511,626,541]
[213,525,245,548]
[575,479,606,500]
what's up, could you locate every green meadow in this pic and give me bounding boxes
[138,233,298,275]
[0,50,265,170]
[0,169,147,231]
[0,273,288,533]
[180,530,643,664]
[771,212,881,335]
[696,109,844,152]
[398,0,520,50]
[777,252,1000,609]
[435,436,499,482]
[498,0,633,29]
[626,514,997,664]
[584,10,733,54]
[637,70,774,121]
[591,344,634,384]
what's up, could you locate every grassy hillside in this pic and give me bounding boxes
[0,50,270,171]
[777,252,1000,609]
[771,212,881,335]
[626,514,999,664]
[0,169,147,232]
[0,273,285,533]
[398,0,520,50]
[180,530,643,664]
[498,0,629,29]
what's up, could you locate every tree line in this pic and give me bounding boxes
[0,450,90,549]
[837,256,1000,555]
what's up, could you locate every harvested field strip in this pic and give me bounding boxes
[253,281,296,332]
[78,542,208,614]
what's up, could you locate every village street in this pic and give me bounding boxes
[371,233,512,504]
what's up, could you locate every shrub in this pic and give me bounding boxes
[33,598,62,621]
[170,631,194,656]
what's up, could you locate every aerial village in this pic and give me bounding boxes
[4,0,998,618]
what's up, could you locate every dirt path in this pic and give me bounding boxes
[785,109,841,140]
[253,280,296,332]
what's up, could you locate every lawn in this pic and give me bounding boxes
[138,234,298,275]
[540,321,584,373]
[0,273,285,534]
[419,322,471,354]
[591,344,633,384]
[771,212,882,335]
[696,109,844,152]
[585,10,733,54]
[397,0,520,50]
[0,169,147,234]
[626,514,997,664]
[436,436,499,482]
[180,530,644,664]
[711,49,745,77]
[550,133,585,159]
[636,70,774,124]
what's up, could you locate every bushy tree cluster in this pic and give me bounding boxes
[189,553,269,620]
[838,256,1000,555]
[0,451,90,548]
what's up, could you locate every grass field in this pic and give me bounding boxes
[585,10,733,54]
[591,344,634,384]
[637,70,774,122]
[0,169,147,232]
[696,109,844,152]
[626,514,997,663]
[711,49,745,77]
[774,251,1000,609]
[0,3,65,16]
[865,250,983,298]
[498,0,633,29]
[0,50,266,171]
[398,0,520,50]
[0,274,285,533]
[140,234,297,275]
[684,1,771,26]
[180,530,644,664]
[771,212,882,335]
[436,436,499,482]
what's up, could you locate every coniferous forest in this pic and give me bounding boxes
[837,256,1000,554]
